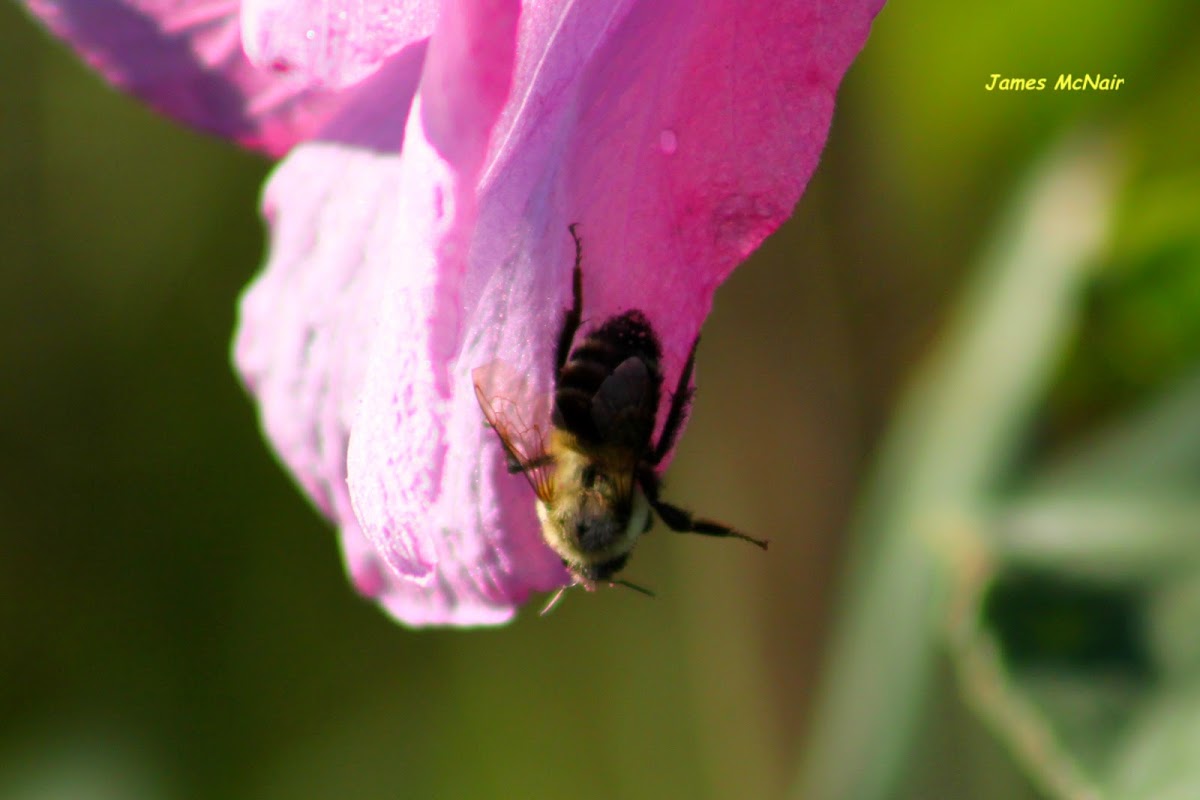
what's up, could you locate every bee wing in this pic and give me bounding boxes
[591,356,653,447]
[472,361,555,503]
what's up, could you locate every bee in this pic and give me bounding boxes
[474,224,767,609]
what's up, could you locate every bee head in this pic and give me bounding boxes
[536,452,650,573]
[540,465,629,554]
[573,552,631,582]
[572,465,630,548]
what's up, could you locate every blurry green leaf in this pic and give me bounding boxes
[1034,369,1200,494]
[950,555,1200,799]
[1112,174,1200,257]
[950,370,1200,798]
[996,494,1200,582]
[1047,177,1200,443]
[993,368,1200,582]
[1107,676,1200,800]
[796,133,1121,800]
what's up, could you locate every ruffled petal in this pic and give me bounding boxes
[241,0,437,89]
[19,0,339,155]
[237,5,567,626]
[343,0,575,618]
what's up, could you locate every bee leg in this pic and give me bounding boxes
[639,469,768,550]
[554,224,586,374]
[651,498,768,550]
[649,336,699,466]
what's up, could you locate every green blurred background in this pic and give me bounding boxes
[2,2,1199,799]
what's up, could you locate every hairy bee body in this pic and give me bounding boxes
[541,311,664,580]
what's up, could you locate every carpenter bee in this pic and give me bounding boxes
[474,225,766,609]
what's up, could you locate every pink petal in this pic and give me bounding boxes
[473,0,884,373]
[344,0,575,614]
[237,0,882,626]
[19,0,343,155]
[241,0,438,89]
[237,2,565,626]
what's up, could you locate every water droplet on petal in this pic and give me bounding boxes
[305,28,317,41]
[658,129,678,155]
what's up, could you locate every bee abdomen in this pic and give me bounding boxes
[592,311,661,361]
[554,310,665,445]
[570,312,663,379]
[569,338,625,371]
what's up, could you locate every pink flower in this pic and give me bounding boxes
[22,0,884,626]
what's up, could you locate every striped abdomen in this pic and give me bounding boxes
[552,310,663,450]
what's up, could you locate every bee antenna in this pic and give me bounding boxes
[610,579,656,598]
[540,579,654,615]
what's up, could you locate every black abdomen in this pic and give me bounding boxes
[553,310,663,447]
